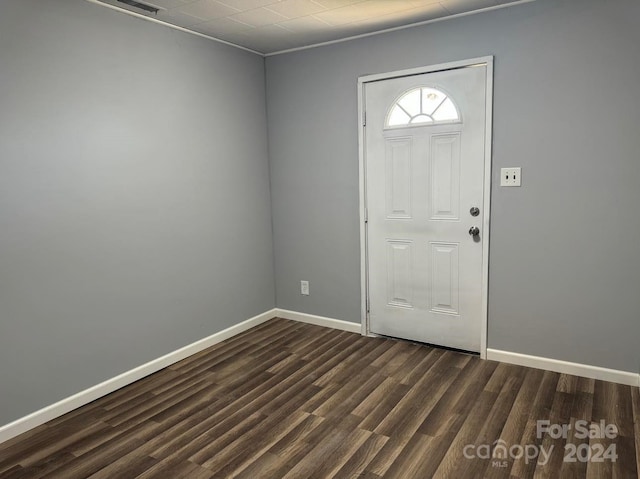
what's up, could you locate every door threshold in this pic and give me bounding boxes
[376,334,480,357]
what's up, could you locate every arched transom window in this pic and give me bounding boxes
[386,87,460,128]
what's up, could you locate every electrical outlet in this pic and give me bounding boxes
[500,167,521,187]
[300,280,309,296]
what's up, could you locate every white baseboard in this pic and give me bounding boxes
[6,310,635,445]
[0,308,277,445]
[487,348,640,387]
[275,309,361,333]
[0,307,358,445]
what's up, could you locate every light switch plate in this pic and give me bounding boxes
[500,167,521,187]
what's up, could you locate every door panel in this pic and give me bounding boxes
[385,138,413,219]
[430,133,461,220]
[429,241,459,315]
[365,65,487,352]
[386,240,413,308]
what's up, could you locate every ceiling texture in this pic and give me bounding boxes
[92,0,532,55]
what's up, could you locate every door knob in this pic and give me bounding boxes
[469,226,480,236]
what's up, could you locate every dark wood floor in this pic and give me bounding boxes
[1,319,639,478]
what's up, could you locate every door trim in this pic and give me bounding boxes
[358,56,494,359]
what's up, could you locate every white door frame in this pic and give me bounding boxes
[358,56,494,359]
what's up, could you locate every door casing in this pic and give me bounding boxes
[358,56,494,359]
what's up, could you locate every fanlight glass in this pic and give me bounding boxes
[386,87,459,127]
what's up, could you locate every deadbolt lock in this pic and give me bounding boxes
[470,207,480,217]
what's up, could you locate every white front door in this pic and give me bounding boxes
[364,63,490,352]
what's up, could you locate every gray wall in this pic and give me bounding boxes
[0,0,274,425]
[266,0,640,373]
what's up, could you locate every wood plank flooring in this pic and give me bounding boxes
[1,318,638,478]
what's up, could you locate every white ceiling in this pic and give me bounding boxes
[93,0,532,55]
